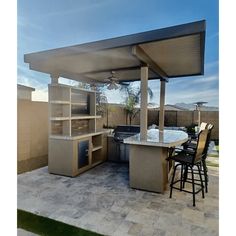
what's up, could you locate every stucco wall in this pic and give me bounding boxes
[17,101,219,173]
[17,100,48,173]
[17,90,32,100]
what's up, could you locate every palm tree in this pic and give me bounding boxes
[120,83,153,125]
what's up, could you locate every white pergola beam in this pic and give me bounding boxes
[140,66,148,140]
[132,45,168,81]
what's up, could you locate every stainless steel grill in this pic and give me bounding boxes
[108,125,140,162]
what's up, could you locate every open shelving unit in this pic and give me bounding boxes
[49,84,101,137]
[48,83,107,177]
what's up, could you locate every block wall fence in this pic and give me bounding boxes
[17,100,48,173]
[97,105,219,140]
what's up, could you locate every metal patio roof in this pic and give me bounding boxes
[24,20,206,84]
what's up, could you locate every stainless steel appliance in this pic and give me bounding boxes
[108,125,140,162]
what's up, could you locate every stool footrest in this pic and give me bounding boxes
[170,179,204,195]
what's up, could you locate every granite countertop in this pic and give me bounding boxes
[123,128,188,147]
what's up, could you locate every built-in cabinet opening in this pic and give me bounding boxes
[92,149,103,165]
[49,84,101,137]
[71,90,90,115]
[72,119,90,136]
[51,120,70,136]
[92,134,102,151]
[78,140,90,169]
[51,104,70,118]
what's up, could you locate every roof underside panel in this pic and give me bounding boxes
[24,20,205,83]
[28,47,138,73]
[139,34,201,77]
[84,69,158,83]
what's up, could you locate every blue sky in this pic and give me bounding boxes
[18,0,219,106]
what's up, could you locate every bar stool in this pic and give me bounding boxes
[183,124,214,193]
[184,122,208,147]
[167,129,208,206]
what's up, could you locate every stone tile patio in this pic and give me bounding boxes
[18,162,219,236]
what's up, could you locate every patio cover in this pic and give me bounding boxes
[24,20,206,139]
[24,20,205,84]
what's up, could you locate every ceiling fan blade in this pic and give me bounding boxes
[119,81,130,86]
[107,82,119,90]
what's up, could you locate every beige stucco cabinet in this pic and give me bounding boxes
[48,83,108,177]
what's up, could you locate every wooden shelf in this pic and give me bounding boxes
[71,102,86,105]
[92,146,102,152]
[71,115,101,120]
[50,100,70,104]
[50,117,70,121]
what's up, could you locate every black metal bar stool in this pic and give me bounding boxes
[183,124,214,193]
[167,129,209,206]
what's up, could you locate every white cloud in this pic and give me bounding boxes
[104,89,125,104]
[192,75,219,84]
[44,0,111,17]
[18,74,45,89]
[17,74,49,102]
[59,78,80,87]
[18,16,44,31]
[205,60,219,69]
[32,89,48,102]
[166,88,219,106]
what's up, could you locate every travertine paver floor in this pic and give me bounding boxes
[18,162,218,236]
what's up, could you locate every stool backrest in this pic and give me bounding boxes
[194,129,208,163]
[207,123,214,131]
[202,124,214,159]
[199,122,208,132]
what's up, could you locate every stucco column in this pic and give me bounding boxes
[140,66,148,140]
[50,74,59,84]
[159,79,166,133]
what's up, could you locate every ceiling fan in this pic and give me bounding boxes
[104,71,130,90]
[104,71,119,90]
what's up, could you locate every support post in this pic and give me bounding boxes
[140,66,148,140]
[50,74,59,84]
[198,108,201,128]
[159,79,166,133]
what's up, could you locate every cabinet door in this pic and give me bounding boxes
[78,140,89,169]
[107,136,120,161]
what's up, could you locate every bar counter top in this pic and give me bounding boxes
[124,128,188,147]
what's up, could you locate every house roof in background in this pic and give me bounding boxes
[17,84,35,91]
[157,104,189,111]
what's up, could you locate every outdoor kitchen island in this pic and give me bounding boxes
[124,129,188,193]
